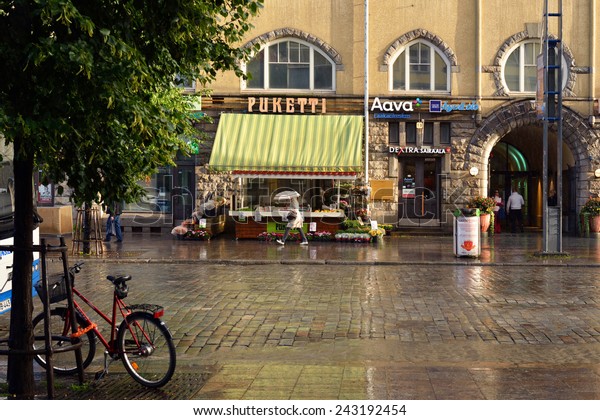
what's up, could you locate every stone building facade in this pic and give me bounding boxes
[181,0,600,235]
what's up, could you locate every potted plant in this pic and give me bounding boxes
[468,196,496,233]
[580,197,600,234]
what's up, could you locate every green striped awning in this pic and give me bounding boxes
[208,113,363,176]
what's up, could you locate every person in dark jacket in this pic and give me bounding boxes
[104,200,124,242]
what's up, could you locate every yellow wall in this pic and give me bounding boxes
[205,0,597,117]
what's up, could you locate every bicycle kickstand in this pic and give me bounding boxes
[94,350,111,381]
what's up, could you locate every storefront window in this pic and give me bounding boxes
[125,167,173,213]
[245,38,335,91]
[391,40,450,92]
[406,123,417,144]
[440,122,451,144]
[389,122,400,145]
[423,123,433,145]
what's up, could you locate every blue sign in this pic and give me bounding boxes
[429,100,442,113]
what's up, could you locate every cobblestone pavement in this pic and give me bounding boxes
[3,254,600,400]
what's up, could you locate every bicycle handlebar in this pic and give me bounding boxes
[68,262,131,298]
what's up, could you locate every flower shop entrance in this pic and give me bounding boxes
[397,156,441,227]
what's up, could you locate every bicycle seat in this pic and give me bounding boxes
[107,275,132,285]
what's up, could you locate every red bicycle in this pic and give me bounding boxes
[32,262,176,388]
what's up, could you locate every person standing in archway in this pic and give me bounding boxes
[492,190,504,233]
[506,188,525,233]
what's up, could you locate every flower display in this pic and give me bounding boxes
[182,229,211,240]
[581,197,600,216]
[257,231,334,242]
[468,196,496,214]
[369,228,386,237]
[309,231,333,241]
[334,233,372,243]
[257,228,384,243]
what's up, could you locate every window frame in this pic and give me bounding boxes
[389,40,451,93]
[501,40,568,95]
[243,38,336,92]
[175,75,196,92]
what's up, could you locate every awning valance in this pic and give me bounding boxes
[208,113,363,177]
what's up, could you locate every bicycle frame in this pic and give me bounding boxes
[69,285,132,356]
[33,261,176,388]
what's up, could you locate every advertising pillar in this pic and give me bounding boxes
[453,209,481,257]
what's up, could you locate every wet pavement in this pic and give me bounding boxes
[81,229,600,266]
[2,231,600,400]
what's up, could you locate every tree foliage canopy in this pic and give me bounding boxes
[0,0,262,205]
[0,0,262,398]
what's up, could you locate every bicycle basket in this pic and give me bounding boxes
[34,274,69,304]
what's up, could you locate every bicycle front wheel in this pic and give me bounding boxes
[117,312,176,388]
[32,308,96,375]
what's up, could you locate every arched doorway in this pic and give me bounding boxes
[465,100,599,234]
[489,126,575,231]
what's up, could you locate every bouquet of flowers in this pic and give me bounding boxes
[468,196,496,214]
[355,208,370,219]
[369,228,386,238]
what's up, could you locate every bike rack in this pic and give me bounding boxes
[0,236,84,399]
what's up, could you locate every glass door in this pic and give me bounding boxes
[172,165,195,224]
[398,157,440,225]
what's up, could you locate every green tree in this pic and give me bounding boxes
[0,0,262,398]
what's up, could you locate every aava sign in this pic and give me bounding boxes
[370,97,417,112]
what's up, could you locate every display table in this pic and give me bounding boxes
[229,210,345,239]
[179,215,225,238]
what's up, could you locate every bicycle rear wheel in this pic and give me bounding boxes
[32,308,96,375]
[117,312,176,388]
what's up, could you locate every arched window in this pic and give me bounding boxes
[390,40,450,92]
[502,40,567,93]
[245,38,335,91]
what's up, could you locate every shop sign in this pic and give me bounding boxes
[247,97,326,114]
[267,221,308,233]
[371,97,479,117]
[389,146,450,155]
[371,96,418,119]
[429,99,479,113]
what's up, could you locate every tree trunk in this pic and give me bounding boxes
[7,136,35,399]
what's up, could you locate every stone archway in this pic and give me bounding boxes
[464,100,600,211]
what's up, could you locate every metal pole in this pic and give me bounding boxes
[542,0,549,252]
[556,0,563,252]
[364,0,369,185]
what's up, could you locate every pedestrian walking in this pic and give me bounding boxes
[274,191,308,246]
[104,200,124,242]
[506,188,525,233]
